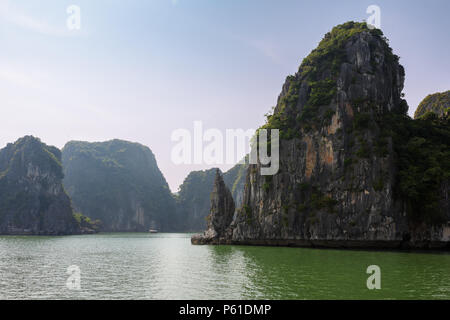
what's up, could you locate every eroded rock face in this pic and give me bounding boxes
[192,22,450,249]
[0,136,79,235]
[191,170,235,244]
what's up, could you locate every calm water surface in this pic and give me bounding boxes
[0,233,449,299]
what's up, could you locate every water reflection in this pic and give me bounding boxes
[214,246,450,299]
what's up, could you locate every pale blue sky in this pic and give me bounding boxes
[1,0,449,191]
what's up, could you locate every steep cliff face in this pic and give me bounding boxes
[414,90,450,119]
[192,170,235,244]
[0,136,79,235]
[193,22,450,249]
[62,140,177,232]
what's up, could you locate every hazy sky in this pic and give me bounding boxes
[1,0,449,191]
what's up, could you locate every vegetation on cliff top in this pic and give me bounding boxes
[0,136,79,234]
[262,21,398,138]
[0,136,64,179]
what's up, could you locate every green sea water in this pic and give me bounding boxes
[0,233,449,299]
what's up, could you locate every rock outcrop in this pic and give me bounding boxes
[414,90,450,119]
[176,162,248,232]
[62,139,177,232]
[192,22,450,249]
[191,170,235,244]
[0,136,80,235]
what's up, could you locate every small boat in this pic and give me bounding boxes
[148,229,158,233]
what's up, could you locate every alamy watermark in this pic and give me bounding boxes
[66,5,81,31]
[366,5,381,29]
[66,265,81,290]
[366,265,381,290]
[171,121,279,175]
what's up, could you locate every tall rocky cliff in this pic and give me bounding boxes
[0,136,79,235]
[193,22,450,249]
[62,139,177,232]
